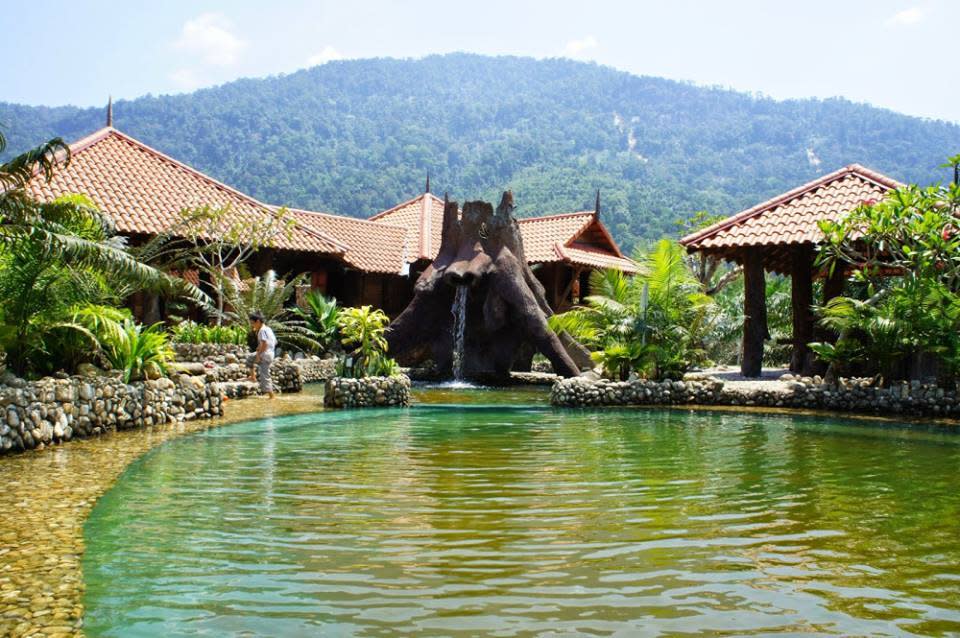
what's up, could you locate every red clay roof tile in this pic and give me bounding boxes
[283,208,408,274]
[27,127,347,256]
[680,164,903,252]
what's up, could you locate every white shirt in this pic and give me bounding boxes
[258,325,277,356]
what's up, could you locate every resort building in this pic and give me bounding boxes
[26,122,638,317]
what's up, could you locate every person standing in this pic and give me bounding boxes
[246,311,277,399]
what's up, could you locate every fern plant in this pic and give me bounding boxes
[102,320,174,383]
[222,270,319,353]
[294,290,340,354]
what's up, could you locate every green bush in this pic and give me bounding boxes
[813,160,960,386]
[335,306,400,378]
[171,320,248,345]
[294,290,340,354]
[550,240,714,381]
[102,320,174,383]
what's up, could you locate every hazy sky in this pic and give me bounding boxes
[3,0,956,122]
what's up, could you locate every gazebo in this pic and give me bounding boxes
[680,164,903,377]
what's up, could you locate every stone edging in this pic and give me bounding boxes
[1,374,223,454]
[550,375,959,418]
[323,375,411,408]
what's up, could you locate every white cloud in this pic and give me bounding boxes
[885,6,926,27]
[173,13,245,66]
[565,35,598,57]
[307,46,344,67]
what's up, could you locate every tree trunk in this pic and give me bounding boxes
[790,245,814,374]
[741,249,767,378]
[387,192,585,381]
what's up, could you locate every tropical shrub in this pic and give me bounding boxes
[813,159,960,385]
[0,130,204,377]
[171,320,248,345]
[294,290,340,354]
[335,305,399,378]
[101,320,174,383]
[550,239,715,380]
[223,270,319,352]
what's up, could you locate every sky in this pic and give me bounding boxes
[2,0,956,122]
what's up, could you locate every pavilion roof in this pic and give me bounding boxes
[679,164,903,272]
[26,127,348,256]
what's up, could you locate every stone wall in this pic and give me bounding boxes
[172,343,246,363]
[0,373,223,454]
[323,375,411,408]
[175,342,336,394]
[294,357,336,384]
[551,375,959,418]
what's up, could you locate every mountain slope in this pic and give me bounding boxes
[3,54,959,251]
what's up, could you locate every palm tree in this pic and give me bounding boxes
[549,239,716,380]
[0,130,205,375]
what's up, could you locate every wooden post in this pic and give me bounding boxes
[741,249,767,378]
[790,245,815,374]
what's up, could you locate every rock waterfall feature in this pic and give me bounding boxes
[386,192,590,382]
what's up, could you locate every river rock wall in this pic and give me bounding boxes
[172,343,247,363]
[0,373,223,454]
[323,376,411,408]
[551,375,959,418]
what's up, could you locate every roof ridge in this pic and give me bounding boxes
[679,164,903,247]
[565,216,625,259]
[368,193,428,221]
[517,211,594,223]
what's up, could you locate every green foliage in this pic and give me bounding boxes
[551,239,714,380]
[814,175,960,384]
[171,320,248,345]
[294,290,340,354]
[100,320,173,383]
[0,129,205,376]
[135,204,291,320]
[223,270,319,353]
[335,306,398,378]
[4,55,958,253]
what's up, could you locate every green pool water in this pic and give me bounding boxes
[83,390,960,637]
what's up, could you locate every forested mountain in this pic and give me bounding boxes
[3,54,959,251]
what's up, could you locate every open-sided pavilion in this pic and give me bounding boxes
[680,164,903,377]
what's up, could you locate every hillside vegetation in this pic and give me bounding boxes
[3,54,959,251]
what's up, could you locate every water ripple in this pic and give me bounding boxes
[83,405,960,637]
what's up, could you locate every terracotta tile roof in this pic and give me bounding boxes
[555,244,641,273]
[27,127,347,256]
[369,200,638,273]
[368,192,447,262]
[518,212,639,273]
[680,164,903,253]
[282,207,408,274]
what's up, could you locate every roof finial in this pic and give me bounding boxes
[594,189,601,219]
[106,96,113,127]
[425,173,430,193]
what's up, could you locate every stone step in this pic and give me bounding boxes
[218,380,259,399]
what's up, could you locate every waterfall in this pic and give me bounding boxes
[451,286,468,380]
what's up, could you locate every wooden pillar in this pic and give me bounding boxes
[741,249,767,378]
[790,245,815,374]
